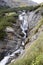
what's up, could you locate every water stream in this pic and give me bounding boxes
[0,11,28,65]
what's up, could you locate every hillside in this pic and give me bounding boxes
[0,0,37,7]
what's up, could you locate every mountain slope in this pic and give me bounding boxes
[0,0,37,8]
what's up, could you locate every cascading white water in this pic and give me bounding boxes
[19,11,28,39]
[0,56,10,65]
[0,11,28,65]
[0,48,24,65]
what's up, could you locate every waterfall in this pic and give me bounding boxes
[20,11,28,39]
[0,11,28,65]
[0,56,10,65]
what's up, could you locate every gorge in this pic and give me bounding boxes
[0,4,43,65]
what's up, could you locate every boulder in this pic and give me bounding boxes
[5,27,14,33]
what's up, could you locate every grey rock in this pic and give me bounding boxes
[0,0,37,8]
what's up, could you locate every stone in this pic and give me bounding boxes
[5,27,14,33]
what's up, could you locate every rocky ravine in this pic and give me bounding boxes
[0,6,43,65]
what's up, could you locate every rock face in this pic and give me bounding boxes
[0,0,6,6]
[27,11,42,29]
[0,0,37,7]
